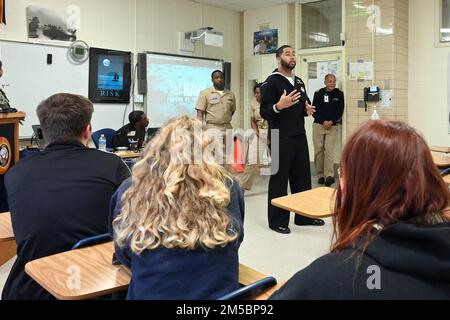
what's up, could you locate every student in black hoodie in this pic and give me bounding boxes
[260,45,324,234]
[270,120,450,299]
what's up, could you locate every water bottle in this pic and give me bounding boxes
[98,134,107,151]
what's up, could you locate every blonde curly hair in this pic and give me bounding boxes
[113,116,239,255]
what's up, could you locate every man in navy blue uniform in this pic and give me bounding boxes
[312,74,344,187]
[260,45,325,234]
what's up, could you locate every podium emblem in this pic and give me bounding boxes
[0,137,11,175]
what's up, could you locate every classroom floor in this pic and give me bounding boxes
[238,174,334,282]
[0,173,334,298]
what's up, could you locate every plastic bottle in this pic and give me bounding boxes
[98,134,107,151]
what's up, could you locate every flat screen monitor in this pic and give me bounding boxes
[89,47,132,104]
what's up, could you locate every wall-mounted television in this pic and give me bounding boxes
[89,47,131,104]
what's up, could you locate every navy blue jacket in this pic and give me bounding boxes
[2,142,130,300]
[109,177,245,300]
[312,88,344,125]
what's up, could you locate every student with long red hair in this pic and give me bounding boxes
[271,120,450,299]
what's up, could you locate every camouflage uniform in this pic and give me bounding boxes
[0,88,10,110]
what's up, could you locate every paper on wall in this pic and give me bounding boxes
[349,62,373,81]
[317,61,338,80]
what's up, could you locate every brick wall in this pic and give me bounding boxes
[345,0,408,137]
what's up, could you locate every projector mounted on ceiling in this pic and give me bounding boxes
[186,27,224,47]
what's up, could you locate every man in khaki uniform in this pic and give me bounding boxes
[196,70,236,165]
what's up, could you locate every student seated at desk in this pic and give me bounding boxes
[112,111,149,150]
[2,93,130,300]
[270,120,450,300]
[111,116,245,300]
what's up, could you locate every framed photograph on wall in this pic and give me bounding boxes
[88,48,132,104]
[27,5,79,42]
[253,29,278,55]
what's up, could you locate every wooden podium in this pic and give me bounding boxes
[0,112,26,211]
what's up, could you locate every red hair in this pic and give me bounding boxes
[332,120,450,252]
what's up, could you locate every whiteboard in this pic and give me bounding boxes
[0,40,128,137]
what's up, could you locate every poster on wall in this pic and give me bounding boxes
[348,62,373,81]
[253,29,278,55]
[27,5,79,42]
[317,61,338,80]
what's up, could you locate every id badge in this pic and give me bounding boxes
[324,95,329,103]
[209,94,221,104]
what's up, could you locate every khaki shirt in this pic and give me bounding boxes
[196,87,236,129]
[251,103,268,130]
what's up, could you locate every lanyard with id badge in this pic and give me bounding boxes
[324,94,329,103]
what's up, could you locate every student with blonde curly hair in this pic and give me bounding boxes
[110,115,244,300]
[271,120,450,299]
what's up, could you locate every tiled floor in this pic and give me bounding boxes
[0,173,335,297]
[238,175,334,282]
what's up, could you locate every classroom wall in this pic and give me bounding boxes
[3,1,447,144]
[0,0,241,129]
[243,4,289,80]
[135,0,242,128]
[345,0,408,137]
[0,0,135,51]
[243,4,289,129]
[409,0,450,145]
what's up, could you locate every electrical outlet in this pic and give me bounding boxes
[379,90,393,109]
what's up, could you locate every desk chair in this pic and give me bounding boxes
[72,233,112,250]
[92,128,116,149]
[218,276,277,300]
[441,167,450,176]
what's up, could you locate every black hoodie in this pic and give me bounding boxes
[270,222,450,300]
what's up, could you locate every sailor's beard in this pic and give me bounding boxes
[281,60,296,70]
